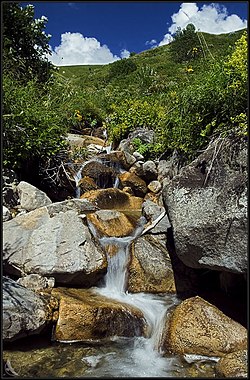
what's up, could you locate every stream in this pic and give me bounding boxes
[3,154,219,378]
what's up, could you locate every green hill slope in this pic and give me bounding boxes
[55,28,247,161]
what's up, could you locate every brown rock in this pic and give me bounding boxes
[160,296,248,357]
[51,288,148,342]
[87,210,136,237]
[119,172,147,197]
[215,350,248,378]
[79,176,99,193]
[81,188,143,213]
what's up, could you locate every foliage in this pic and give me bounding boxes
[108,58,137,79]
[132,138,163,160]
[2,2,54,83]
[3,73,69,169]
[170,23,201,63]
[105,98,166,146]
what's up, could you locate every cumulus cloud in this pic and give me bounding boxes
[48,32,120,66]
[158,2,247,46]
[120,48,131,59]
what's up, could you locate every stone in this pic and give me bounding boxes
[160,296,248,357]
[142,161,158,182]
[119,172,147,198]
[3,276,53,342]
[142,200,171,234]
[162,136,247,274]
[17,181,52,211]
[17,274,55,291]
[215,350,248,378]
[147,180,162,194]
[127,234,176,293]
[51,288,148,342]
[87,210,137,237]
[81,188,143,213]
[3,206,107,286]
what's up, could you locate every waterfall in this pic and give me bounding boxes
[88,216,181,377]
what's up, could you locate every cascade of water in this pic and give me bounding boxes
[88,216,181,376]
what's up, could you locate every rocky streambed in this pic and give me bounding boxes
[2,129,248,377]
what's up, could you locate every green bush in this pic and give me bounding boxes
[108,58,137,79]
[3,74,69,169]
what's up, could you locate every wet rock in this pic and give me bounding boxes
[119,172,147,198]
[87,210,137,237]
[162,136,247,274]
[127,234,176,293]
[3,205,107,286]
[51,288,148,342]
[81,161,117,189]
[81,188,143,213]
[17,181,52,211]
[3,276,53,342]
[98,150,136,170]
[79,176,99,194]
[160,296,247,357]
[215,349,248,378]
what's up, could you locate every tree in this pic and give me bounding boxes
[2,2,54,82]
[170,23,200,63]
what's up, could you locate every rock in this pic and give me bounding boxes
[79,176,99,194]
[142,161,158,182]
[162,136,247,274]
[119,172,147,197]
[129,161,144,177]
[3,205,107,286]
[147,180,162,194]
[133,152,145,161]
[215,350,248,378]
[51,288,148,342]
[81,160,117,189]
[160,296,247,357]
[3,276,53,342]
[17,181,52,211]
[81,188,143,213]
[142,200,171,234]
[157,150,183,182]
[17,274,55,291]
[87,210,137,237]
[98,151,136,171]
[3,206,12,222]
[66,133,106,150]
[127,234,176,293]
[46,198,99,215]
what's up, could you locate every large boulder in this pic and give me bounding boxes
[118,172,148,197]
[3,201,107,286]
[51,288,148,342]
[3,276,56,342]
[162,136,247,274]
[160,296,247,357]
[127,234,176,293]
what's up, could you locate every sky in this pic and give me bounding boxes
[21,1,248,66]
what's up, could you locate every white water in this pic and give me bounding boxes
[87,216,182,377]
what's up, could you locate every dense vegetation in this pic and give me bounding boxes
[3,2,247,179]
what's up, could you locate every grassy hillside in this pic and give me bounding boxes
[55,28,247,161]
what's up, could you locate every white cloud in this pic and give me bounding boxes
[48,32,120,66]
[120,48,130,58]
[158,2,247,46]
[145,39,157,46]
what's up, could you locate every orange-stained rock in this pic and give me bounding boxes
[215,350,248,378]
[51,288,148,342]
[81,188,143,212]
[119,172,148,198]
[160,296,248,357]
[87,210,136,237]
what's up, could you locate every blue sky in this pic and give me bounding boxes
[21,1,248,65]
